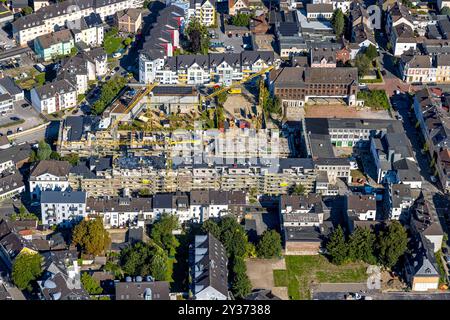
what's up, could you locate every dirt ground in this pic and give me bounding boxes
[305,104,392,120]
[223,94,256,120]
[380,271,407,291]
[246,258,288,300]
[107,229,127,243]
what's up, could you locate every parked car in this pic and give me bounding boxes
[21,103,30,108]
[6,130,13,135]
[16,127,23,132]
[112,52,122,58]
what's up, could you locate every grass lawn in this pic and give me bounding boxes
[103,36,124,55]
[273,255,368,300]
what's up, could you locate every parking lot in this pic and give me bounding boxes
[0,101,45,136]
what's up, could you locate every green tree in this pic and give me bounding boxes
[347,227,377,264]
[72,218,111,256]
[354,53,371,77]
[185,17,210,54]
[326,226,348,265]
[12,253,43,290]
[35,73,46,86]
[441,7,450,15]
[120,241,171,281]
[62,153,79,166]
[219,216,248,258]
[256,230,282,258]
[37,140,52,161]
[376,221,408,268]
[201,219,221,239]
[331,9,345,38]
[150,213,180,257]
[291,184,305,195]
[365,44,378,61]
[232,257,252,298]
[81,273,103,295]
[123,37,132,46]
[231,13,251,27]
[22,6,33,15]
[50,151,61,160]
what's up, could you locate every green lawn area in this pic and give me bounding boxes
[103,35,124,55]
[273,255,368,300]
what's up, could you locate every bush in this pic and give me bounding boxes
[357,90,390,110]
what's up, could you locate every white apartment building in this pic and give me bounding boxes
[139,51,274,85]
[187,0,216,27]
[70,13,105,46]
[386,183,413,220]
[30,79,77,114]
[29,160,72,200]
[41,191,87,226]
[12,0,142,46]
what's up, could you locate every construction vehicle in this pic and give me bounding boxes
[228,88,242,94]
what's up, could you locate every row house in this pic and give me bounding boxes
[400,52,450,84]
[413,88,450,193]
[12,0,142,46]
[140,51,275,85]
[384,3,417,56]
[30,79,77,114]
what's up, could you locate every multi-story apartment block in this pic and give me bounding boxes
[40,191,87,226]
[11,0,142,46]
[385,183,413,220]
[57,48,108,94]
[187,0,216,27]
[30,79,77,114]
[70,12,105,46]
[115,8,142,33]
[370,131,419,184]
[34,29,75,62]
[86,196,154,228]
[140,51,275,85]
[29,160,72,200]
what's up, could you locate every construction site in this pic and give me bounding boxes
[57,65,284,158]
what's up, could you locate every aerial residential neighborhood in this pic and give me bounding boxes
[0,0,449,305]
